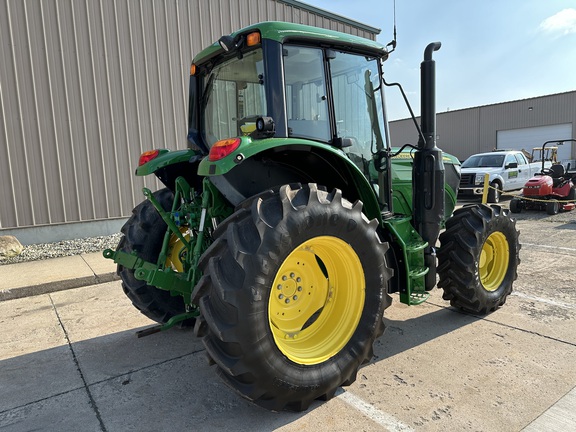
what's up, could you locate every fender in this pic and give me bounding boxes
[198,136,383,222]
[135,148,205,191]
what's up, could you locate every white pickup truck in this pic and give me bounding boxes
[458,150,550,203]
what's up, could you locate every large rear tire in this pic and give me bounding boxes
[117,188,192,326]
[193,184,392,411]
[438,204,520,314]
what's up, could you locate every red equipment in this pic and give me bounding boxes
[510,140,576,215]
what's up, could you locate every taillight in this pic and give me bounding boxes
[209,138,241,161]
[139,150,160,166]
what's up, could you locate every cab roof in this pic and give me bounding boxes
[193,21,388,65]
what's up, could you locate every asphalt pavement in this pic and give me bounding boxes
[1,200,575,431]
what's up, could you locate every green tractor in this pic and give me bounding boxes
[104,21,520,411]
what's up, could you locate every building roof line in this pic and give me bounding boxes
[277,0,382,35]
[391,89,576,123]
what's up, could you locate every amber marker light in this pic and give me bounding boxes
[209,138,241,161]
[190,64,197,76]
[139,150,160,166]
[246,31,261,47]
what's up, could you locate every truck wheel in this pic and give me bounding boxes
[194,184,392,411]
[487,181,501,203]
[438,204,520,314]
[509,197,522,213]
[117,188,192,326]
[546,200,559,215]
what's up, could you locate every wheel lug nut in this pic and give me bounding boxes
[290,272,295,278]
[296,277,301,282]
[277,284,282,290]
[297,286,302,291]
[285,298,290,304]
[282,276,287,281]
[279,294,284,299]
[293,295,298,301]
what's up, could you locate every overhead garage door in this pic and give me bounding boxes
[497,124,573,163]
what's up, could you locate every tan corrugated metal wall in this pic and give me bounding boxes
[0,0,378,234]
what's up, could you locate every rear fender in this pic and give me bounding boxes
[198,137,382,222]
[136,148,205,192]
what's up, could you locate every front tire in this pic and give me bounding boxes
[487,181,501,203]
[546,200,559,215]
[194,184,392,411]
[438,204,520,314]
[509,197,522,213]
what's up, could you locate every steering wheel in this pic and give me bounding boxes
[541,168,554,176]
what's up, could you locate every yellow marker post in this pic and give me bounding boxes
[481,173,490,204]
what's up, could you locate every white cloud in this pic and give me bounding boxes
[539,8,576,35]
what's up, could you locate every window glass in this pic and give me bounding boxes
[203,49,266,146]
[283,46,330,142]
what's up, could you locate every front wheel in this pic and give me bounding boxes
[438,204,520,314]
[487,181,501,203]
[509,197,522,213]
[546,200,559,215]
[194,184,392,411]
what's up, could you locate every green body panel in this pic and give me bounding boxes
[390,150,460,223]
[198,136,383,222]
[136,149,201,176]
[193,21,387,66]
[383,217,429,305]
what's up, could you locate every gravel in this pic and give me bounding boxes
[0,234,123,265]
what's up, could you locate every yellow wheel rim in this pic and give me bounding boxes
[479,232,509,292]
[165,228,189,272]
[268,236,365,365]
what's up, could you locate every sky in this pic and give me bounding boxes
[303,0,576,120]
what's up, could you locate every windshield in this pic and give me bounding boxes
[203,49,266,146]
[461,154,505,168]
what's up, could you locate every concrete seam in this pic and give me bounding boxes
[49,295,108,432]
[80,254,101,283]
[86,347,205,388]
[427,299,576,348]
[0,387,85,416]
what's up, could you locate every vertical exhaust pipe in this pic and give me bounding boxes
[413,42,444,291]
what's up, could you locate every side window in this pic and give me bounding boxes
[283,46,330,142]
[514,153,527,165]
[505,154,516,166]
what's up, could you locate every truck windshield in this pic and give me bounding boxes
[461,154,504,168]
[202,48,267,146]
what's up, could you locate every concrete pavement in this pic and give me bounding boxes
[0,252,118,301]
[0,212,575,431]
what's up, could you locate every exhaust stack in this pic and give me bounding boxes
[413,42,444,291]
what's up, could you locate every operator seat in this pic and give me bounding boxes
[549,164,565,187]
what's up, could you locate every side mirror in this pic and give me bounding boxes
[505,162,518,169]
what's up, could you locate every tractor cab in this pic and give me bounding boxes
[188,22,392,214]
